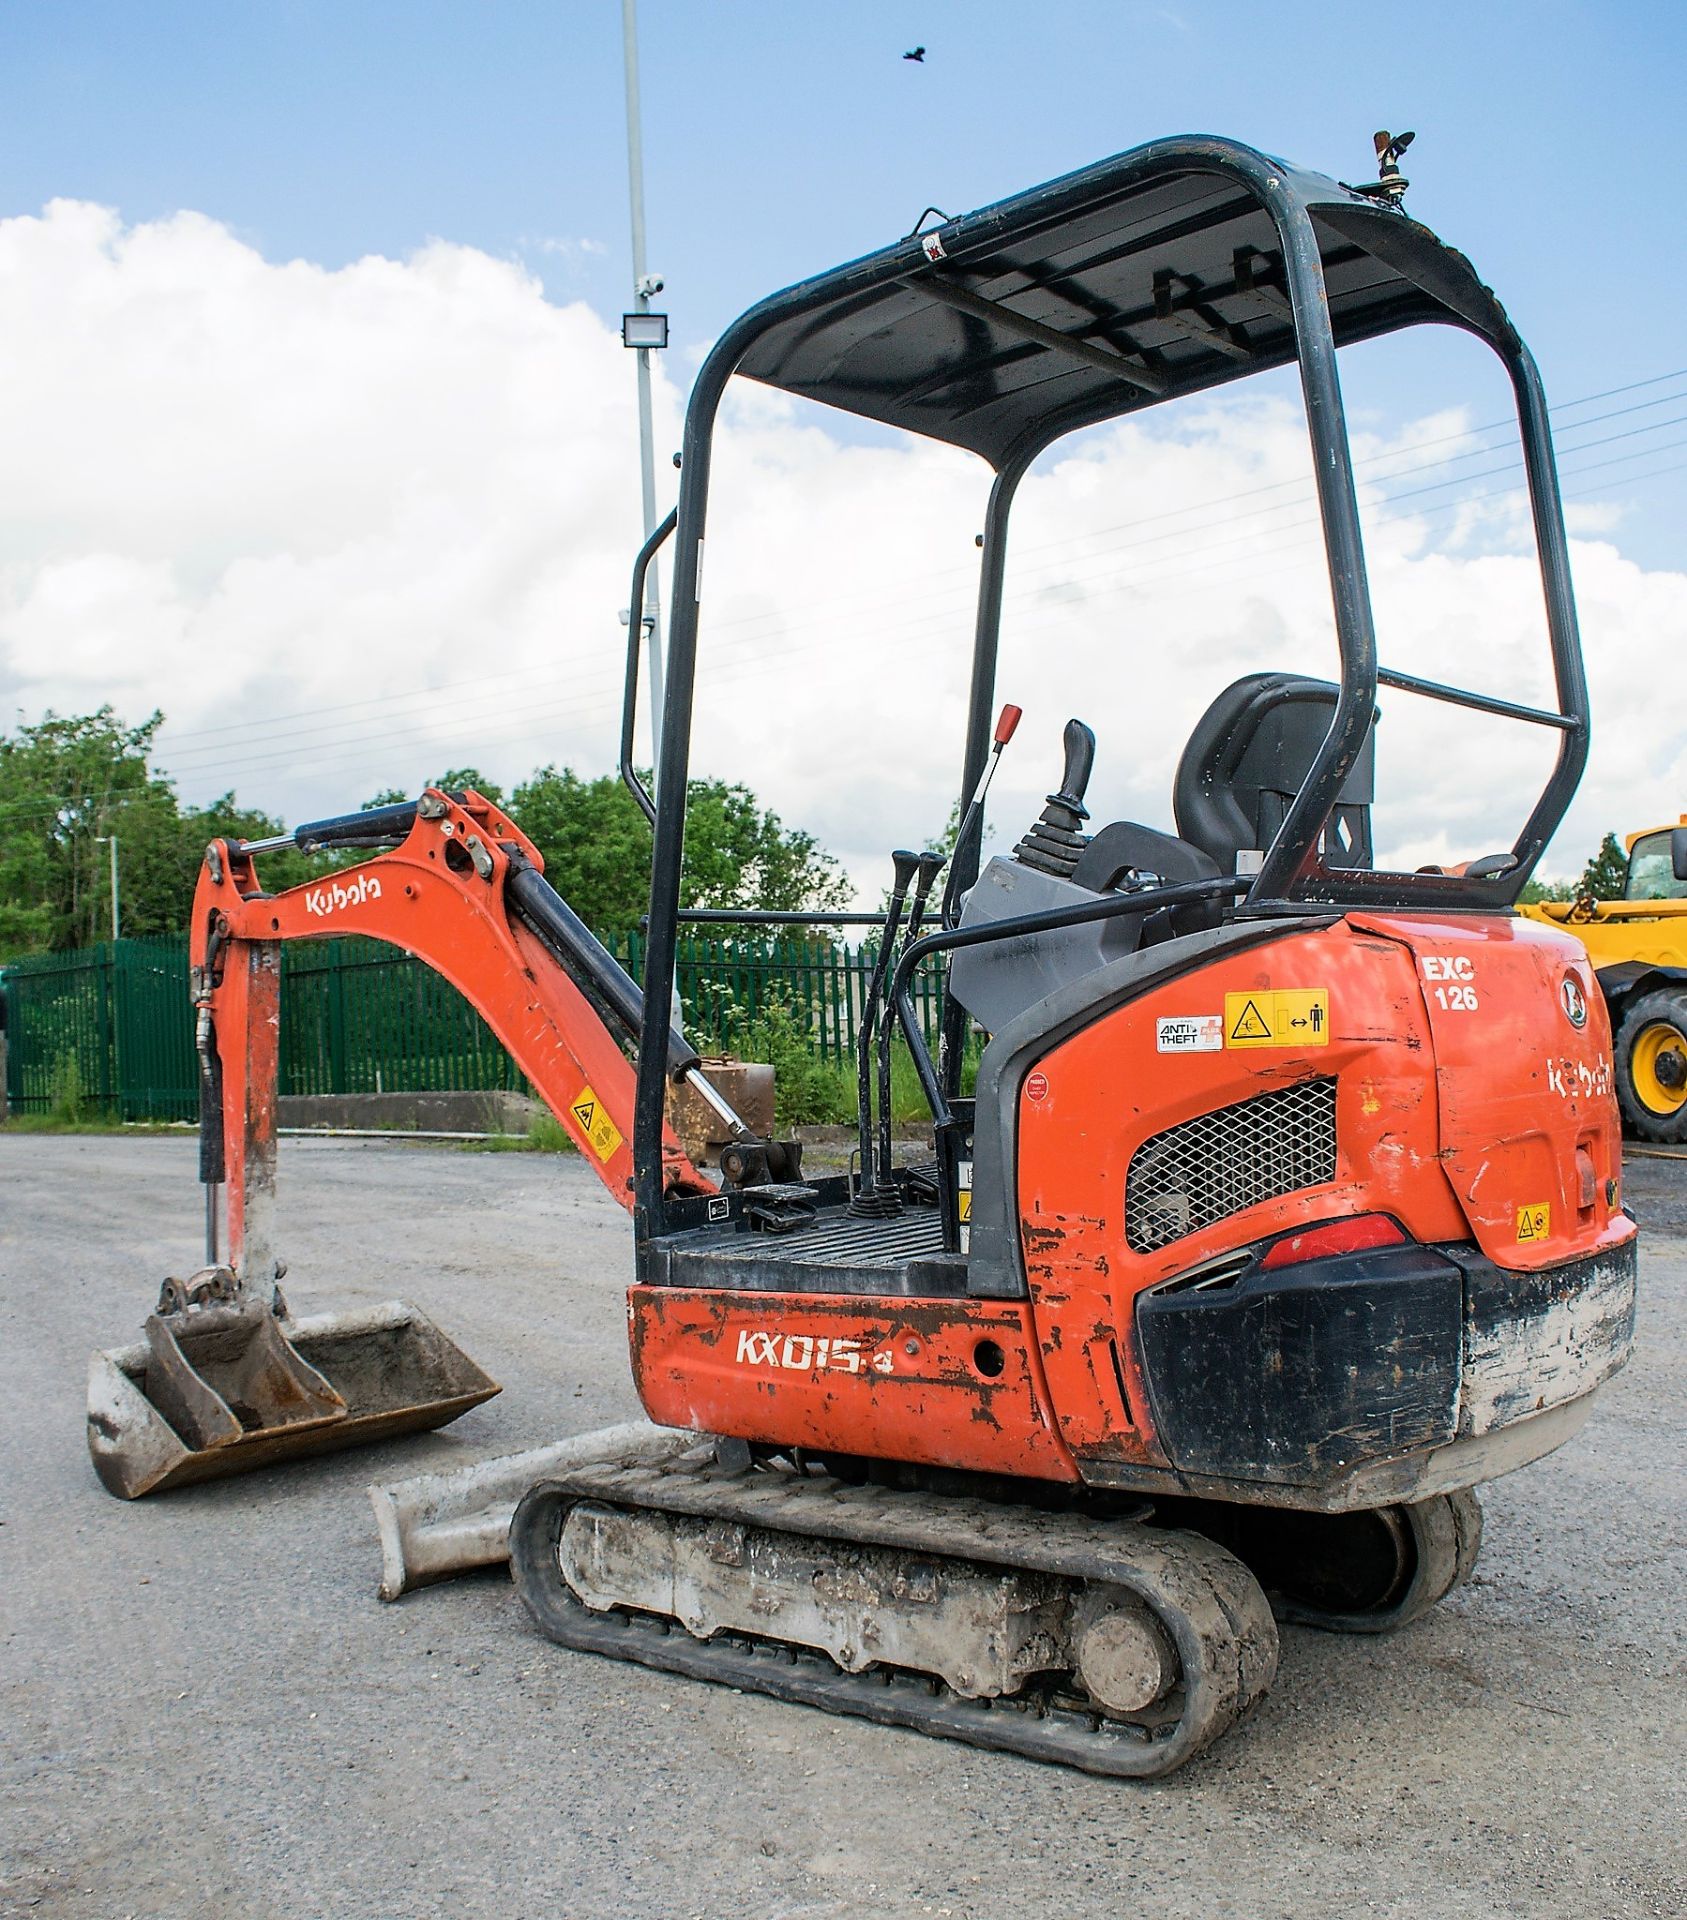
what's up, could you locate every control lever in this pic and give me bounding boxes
[876,850,946,1185]
[1012,717,1096,879]
[941,702,1022,929]
[851,850,920,1216]
[1050,717,1096,820]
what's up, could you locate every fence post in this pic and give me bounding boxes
[329,943,349,1093]
[112,941,129,1120]
[99,936,118,1121]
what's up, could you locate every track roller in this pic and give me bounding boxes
[510,1451,1278,1778]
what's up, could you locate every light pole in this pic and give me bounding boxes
[620,0,670,767]
[94,834,120,941]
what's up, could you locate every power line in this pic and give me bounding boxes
[9,369,1686,818]
[150,381,1687,779]
[138,435,1687,798]
[149,366,1687,754]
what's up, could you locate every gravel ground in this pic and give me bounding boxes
[1,1134,1683,1920]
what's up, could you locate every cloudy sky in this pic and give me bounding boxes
[2,2,1684,898]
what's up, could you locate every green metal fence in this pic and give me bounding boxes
[1,937,198,1121]
[282,939,525,1101]
[1,928,940,1122]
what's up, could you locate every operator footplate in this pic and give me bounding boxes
[509,1453,1278,1778]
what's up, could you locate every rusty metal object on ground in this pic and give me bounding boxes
[511,1450,1278,1779]
[368,1422,695,1600]
[88,1297,498,1500]
[665,1057,774,1168]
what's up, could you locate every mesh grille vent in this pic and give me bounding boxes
[1124,1076,1338,1254]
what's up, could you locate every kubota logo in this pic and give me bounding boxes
[304,874,383,918]
[1546,1053,1612,1099]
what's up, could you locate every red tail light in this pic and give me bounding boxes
[1259,1214,1407,1270]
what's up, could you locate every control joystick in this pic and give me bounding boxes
[1013,718,1096,878]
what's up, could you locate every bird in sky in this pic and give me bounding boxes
[903,46,926,62]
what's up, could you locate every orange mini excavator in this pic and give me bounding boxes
[90,134,1637,1777]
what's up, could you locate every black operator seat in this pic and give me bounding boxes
[949,682,1376,1034]
[1172,671,1376,879]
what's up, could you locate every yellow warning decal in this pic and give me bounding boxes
[1224,988,1330,1048]
[1515,1202,1551,1243]
[957,1190,973,1223]
[569,1087,624,1162]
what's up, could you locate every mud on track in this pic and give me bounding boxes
[2,1135,1683,1919]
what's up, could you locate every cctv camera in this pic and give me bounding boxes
[636,274,665,298]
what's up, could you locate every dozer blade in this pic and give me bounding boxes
[88,1295,499,1500]
[369,1421,697,1600]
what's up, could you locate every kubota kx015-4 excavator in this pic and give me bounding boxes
[90,135,1637,1777]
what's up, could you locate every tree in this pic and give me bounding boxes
[363,767,505,810]
[0,707,315,959]
[1577,832,1629,902]
[0,711,852,957]
[508,767,851,929]
[0,708,158,955]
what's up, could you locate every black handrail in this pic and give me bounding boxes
[879,873,1251,1135]
[620,509,677,828]
[1377,666,1577,732]
[671,909,889,927]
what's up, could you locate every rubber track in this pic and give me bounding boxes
[509,1453,1279,1779]
[1274,1490,1484,1634]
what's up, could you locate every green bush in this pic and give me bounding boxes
[723,991,980,1131]
[527,1109,575,1152]
[48,1052,87,1126]
[724,994,856,1127]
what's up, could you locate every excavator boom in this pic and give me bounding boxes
[193,788,714,1273]
[89,787,721,1499]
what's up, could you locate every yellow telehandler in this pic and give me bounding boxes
[1522,818,1687,1142]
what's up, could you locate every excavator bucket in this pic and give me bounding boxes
[87,1268,499,1500]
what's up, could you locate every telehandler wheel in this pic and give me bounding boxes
[1614,988,1687,1144]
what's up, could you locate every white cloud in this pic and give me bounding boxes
[1,199,1682,900]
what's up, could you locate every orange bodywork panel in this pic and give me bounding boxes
[191,790,711,1276]
[1013,914,1630,1477]
[629,1287,1079,1482]
[1349,914,1628,1271]
[626,911,1633,1490]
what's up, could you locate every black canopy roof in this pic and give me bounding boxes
[733,136,1517,469]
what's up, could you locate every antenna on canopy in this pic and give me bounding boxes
[1350,129,1415,205]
